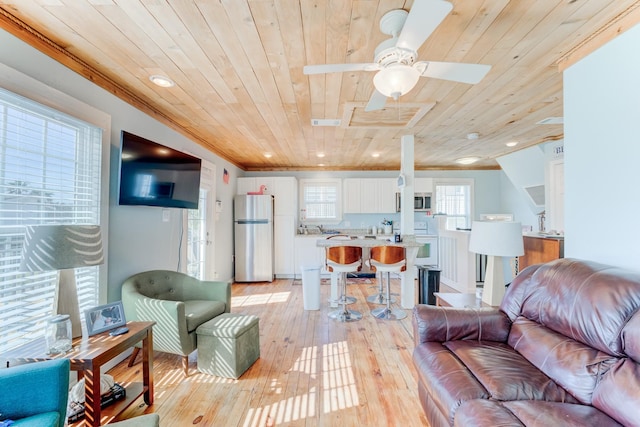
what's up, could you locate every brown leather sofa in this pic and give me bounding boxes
[412,258,640,427]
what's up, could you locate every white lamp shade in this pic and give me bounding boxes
[20,225,104,271]
[373,64,420,98]
[468,221,524,257]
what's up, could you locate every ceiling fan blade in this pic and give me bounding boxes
[365,89,387,112]
[303,63,378,75]
[416,61,491,84]
[396,0,453,52]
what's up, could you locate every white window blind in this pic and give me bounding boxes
[0,88,103,351]
[435,183,472,230]
[299,179,341,222]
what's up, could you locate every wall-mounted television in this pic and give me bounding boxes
[118,131,201,209]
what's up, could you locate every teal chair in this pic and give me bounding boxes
[122,270,231,376]
[0,359,69,427]
[0,358,160,427]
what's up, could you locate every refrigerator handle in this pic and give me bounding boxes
[236,219,269,224]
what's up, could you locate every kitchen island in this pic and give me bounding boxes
[317,237,421,309]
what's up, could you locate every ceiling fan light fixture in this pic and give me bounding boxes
[373,64,420,98]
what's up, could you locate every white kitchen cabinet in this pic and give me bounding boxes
[274,215,295,277]
[343,179,362,214]
[415,178,433,193]
[237,177,275,196]
[344,178,396,213]
[237,177,297,216]
[377,178,397,213]
[294,236,326,278]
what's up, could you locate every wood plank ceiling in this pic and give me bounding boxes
[1,1,639,171]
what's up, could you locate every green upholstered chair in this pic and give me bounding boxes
[0,359,69,427]
[122,270,231,376]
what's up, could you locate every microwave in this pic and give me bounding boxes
[396,192,432,212]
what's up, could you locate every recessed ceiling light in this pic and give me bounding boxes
[466,132,480,140]
[318,163,325,167]
[264,153,272,158]
[506,141,518,147]
[371,153,380,158]
[149,75,175,88]
[317,153,325,158]
[455,156,480,165]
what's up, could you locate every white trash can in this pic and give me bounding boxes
[301,264,321,310]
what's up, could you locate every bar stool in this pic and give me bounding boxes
[325,245,363,322]
[368,245,407,320]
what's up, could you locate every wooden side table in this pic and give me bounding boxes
[434,292,495,308]
[3,321,155,426]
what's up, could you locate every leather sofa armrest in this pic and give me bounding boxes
[412,304,512,345]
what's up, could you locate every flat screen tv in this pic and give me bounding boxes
[118,131,201,209]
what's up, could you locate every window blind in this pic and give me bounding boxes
[0,88,103,351]
[300,179,340,221]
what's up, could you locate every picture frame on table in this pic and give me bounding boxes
[85,301,126,336]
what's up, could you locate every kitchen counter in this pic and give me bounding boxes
[523,232,564,239]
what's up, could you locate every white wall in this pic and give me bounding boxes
[564,23,640,270]
[0,29,241,301]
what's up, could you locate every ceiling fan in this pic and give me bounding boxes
[303,0,491,111]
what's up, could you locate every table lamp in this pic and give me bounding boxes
[468,221,524,306]
[20,224,104,338]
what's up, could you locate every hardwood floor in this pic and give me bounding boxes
[112,277,429,426]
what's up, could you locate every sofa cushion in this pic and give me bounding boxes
[508,316,618,404]
[10,412,60,427]
[507,259,640,356]
[445,340,578,403]
[413,342,489,424]
[184,300,226,332]
[454,399,623,427]
[592,358,640,427]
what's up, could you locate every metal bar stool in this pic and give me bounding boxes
[325,245,363,322]
[368,245,407,320]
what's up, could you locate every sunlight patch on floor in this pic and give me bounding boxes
[232,291,291,307]
[322,340,359,412]
[242,340,359,425]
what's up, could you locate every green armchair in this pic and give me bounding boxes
[122,270,231,375]
[0,359,69,427]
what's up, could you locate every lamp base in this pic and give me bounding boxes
[482,256,506,307]
[54,269,83,338]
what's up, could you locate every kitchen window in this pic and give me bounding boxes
[0,81,108,351]
[299,178,342,223]
[435,180,473,230]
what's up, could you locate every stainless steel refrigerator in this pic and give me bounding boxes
[234,194,274,282]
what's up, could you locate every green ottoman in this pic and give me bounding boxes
[196,313,260,379]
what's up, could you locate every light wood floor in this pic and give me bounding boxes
[113,277,429,426]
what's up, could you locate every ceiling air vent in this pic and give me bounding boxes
[536,117,564,125]
[523,184,545,207]
[311,119,341,127]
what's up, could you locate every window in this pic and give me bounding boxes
[299,179,341,223]
[435,180,473,230]
[0,87,103,351]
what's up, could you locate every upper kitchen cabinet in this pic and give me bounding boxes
[415,178,433,193]
[343,178,396,214]
[237,177,297,216]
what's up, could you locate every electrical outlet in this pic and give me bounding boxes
[162,209,170,222]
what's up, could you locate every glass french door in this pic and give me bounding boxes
[186,162,216,280]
